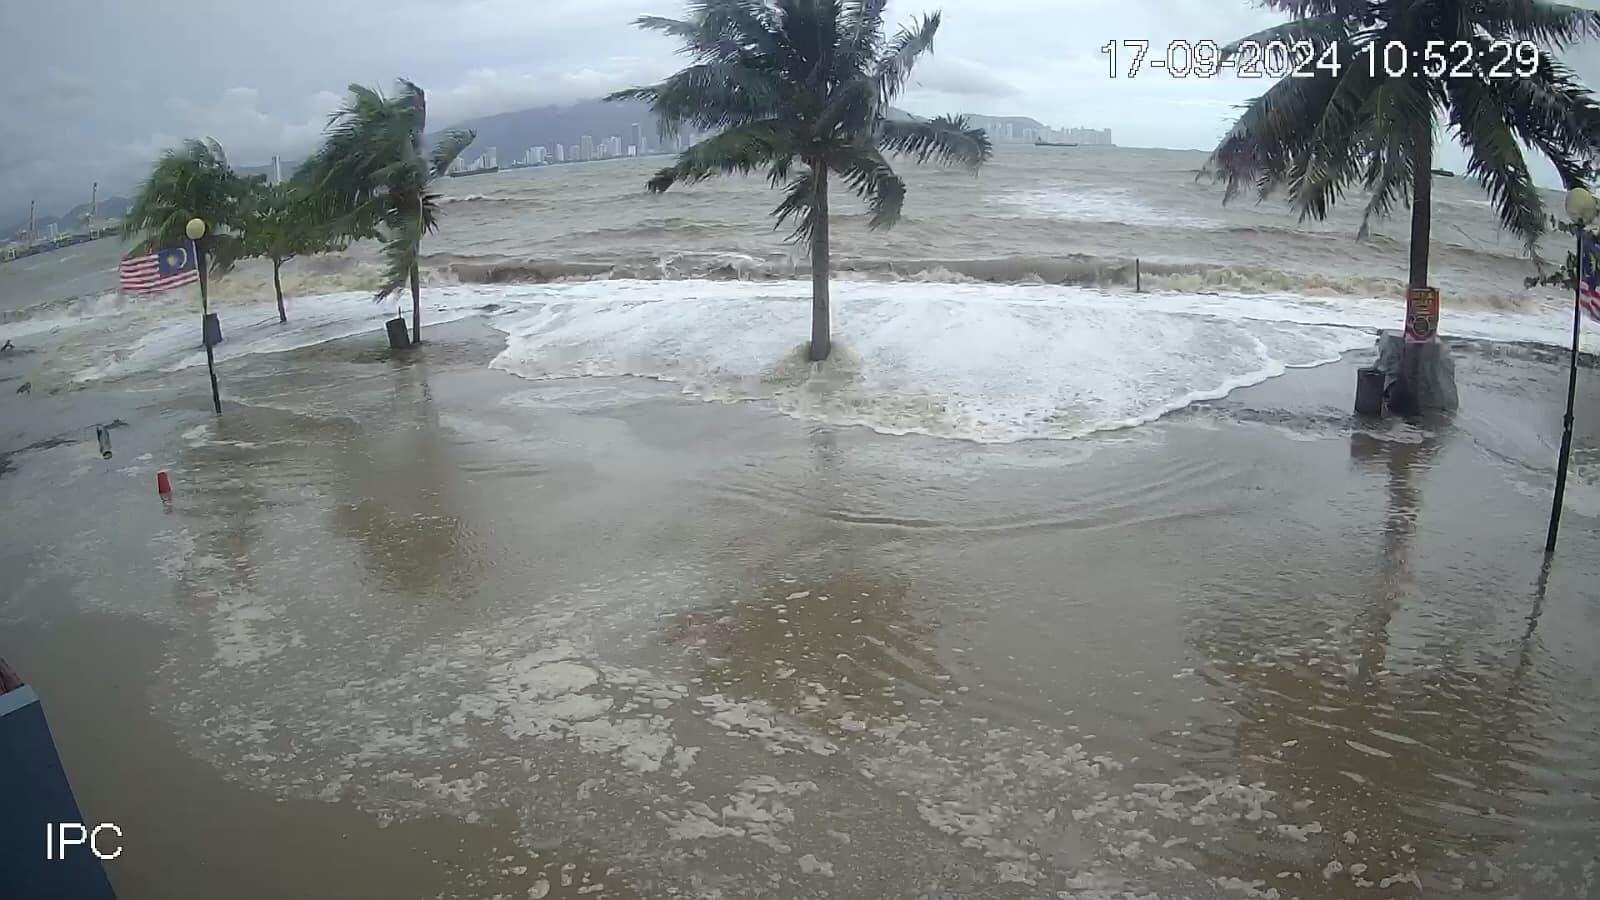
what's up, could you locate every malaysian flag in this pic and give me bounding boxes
[119,245,199,294]
[1582,231,1600,323]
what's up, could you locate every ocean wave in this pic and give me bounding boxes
[436,193,543,206]
[422,250,1425,298]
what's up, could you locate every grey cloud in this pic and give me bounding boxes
[909,57,1021,99]
[3,0,1599,225]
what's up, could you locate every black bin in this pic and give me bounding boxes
[1354,366,1385,417]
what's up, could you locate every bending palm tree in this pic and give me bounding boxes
[611,0,992,361]
[123,138,249,265]
[1211,0,1600,299]
[296,80,475,342]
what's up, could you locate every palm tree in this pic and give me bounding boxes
[610,0,992,361]
[236,180,345,323]
[123,138,250,265]
[295,80,475,343]
[1211,1,1600,290]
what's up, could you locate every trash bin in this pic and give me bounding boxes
[1354,366,1385,417]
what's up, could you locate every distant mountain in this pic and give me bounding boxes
[428,98,671,163]
[60,196,131,224]
[2,196,130,241]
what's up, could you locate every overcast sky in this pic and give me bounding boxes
[3,0,1599,225]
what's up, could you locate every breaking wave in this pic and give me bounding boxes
[485,280,1379,443]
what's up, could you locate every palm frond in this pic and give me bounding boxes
[610,61,784,132]
[874,13,941,104]
[840,0,890,71]
[1448,76,1546,249]
[818,75,878,135]
[771,168,819,241]
[1209,72,1344,203]
[1477,0,1600,46]
[376,208,425,301]
[122,137,249,254]
[1221,13,1351,57]
[876,115,992,167]
[1286,63,1385,220]
[1255,0,1374,20]
[623,3,990,246]
[646,120,793,192]
[1356,79,1431,238]
[832,143,906,229]
[429,129,477,179]
[636,14,700,39]
[1477,48,1600,187]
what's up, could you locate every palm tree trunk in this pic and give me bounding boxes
[809,165,832,362]
[410,262,422,343]
[1396,122,1434,415]
[1408,126,1433,288]
[272,257,286,323]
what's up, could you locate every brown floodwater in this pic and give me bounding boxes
[1,319,1597,899]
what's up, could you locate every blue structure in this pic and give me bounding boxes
[0,686,118,898]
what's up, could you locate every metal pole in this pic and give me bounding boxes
[1545,226,1583,553]
[194,238,222,415]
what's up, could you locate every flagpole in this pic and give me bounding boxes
[1546,187,1597,553]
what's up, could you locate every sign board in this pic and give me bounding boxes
[1405,287,1439,343]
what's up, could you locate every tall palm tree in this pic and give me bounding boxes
[1211,0,1600,290]
[123,137,250,265]
[295,80,475,342]
[236,180,346,323]
[610,0,992,361]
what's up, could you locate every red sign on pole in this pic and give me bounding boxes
[1405,287,1439,343]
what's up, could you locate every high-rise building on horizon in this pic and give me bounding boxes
[581,135,595,161]
[555,144,565,163]
[631,122,645,156]
[609,136,623,158]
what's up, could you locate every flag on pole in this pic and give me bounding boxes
[1581,231,1600,323]
[119,245,198,294]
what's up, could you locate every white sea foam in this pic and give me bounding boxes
[488,280,1369,443]
[70,287,501,383]
[57,276,1592,443]
[993,184,1225,229]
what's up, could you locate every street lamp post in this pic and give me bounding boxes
[1545,186,1598,553]
[187,217,222,415]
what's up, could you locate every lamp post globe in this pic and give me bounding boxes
[1564,187,1597,226]
[185,217,207,241]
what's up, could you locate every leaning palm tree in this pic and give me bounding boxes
[1211,0,1600,289]
[610,0,992,361]
[123,137,250,265]
[295,80,475,342]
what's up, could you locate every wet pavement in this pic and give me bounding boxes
[2,320,1598,899]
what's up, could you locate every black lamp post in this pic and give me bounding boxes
[186,217,222,415]
[1545,186,1597,553]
